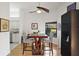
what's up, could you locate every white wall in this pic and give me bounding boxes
[0,3,10,56]
[21,9,56,34]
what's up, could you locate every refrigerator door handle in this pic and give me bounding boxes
[66,36,69,42]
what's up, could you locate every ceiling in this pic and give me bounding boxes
[9,2,73,20]
[10,2,72,11]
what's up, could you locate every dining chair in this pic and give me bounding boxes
[32,38,44,55]
[22,34,34,54]
[44,36,53,56]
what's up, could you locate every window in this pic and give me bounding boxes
[10,8,20,17]
[45,22,57,38]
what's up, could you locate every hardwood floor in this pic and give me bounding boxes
[9,43,61,56]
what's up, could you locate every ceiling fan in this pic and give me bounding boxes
[29,3,49,13]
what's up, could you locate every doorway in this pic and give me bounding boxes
[10,20,20,50]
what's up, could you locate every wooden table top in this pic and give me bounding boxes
[28,36,48,38]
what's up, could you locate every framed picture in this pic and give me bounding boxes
[0,18,9,32]
[31,23,38,30]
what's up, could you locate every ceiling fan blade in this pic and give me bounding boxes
[29,10,36,13]
[37,6,49,13]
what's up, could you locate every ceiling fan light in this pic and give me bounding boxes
[36,10,42,13]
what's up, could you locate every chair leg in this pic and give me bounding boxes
[51,43,53,55]
[49,43,53,56]
[23,43,24,54]
[23,43,27,54]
